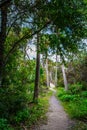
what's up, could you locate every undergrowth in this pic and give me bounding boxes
[57,87,87,119]
[0,90,51,130]
[57,86,87,129]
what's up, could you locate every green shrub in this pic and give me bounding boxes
[57,87,87,119]
[81,91,87,97]
[57,87,67,97]
[68,99,87,118]
[59,94,79,102]
[0,118,13,130]
[14,108,30,123]
[14,96,49,127]
[27,99,48,126]
[0,85,30,120]
[57,87,78,102]
[69,83,83,94]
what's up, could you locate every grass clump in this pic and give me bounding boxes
[57,86,87,119]
[68,99,87,118]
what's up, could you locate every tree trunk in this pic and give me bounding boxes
[0,5,7,87]
[46,58,49,87]
[55,54,58,87]
[33,34,40,102]
[50,71,52,83]
[61,64,68,91]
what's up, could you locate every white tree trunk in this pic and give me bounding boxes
[61,64,68,91]
[55,54,58,87]
[46,58,49,87]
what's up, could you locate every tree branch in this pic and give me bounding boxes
[4,21,51,66]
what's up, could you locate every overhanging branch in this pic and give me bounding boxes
[4,20,51,66]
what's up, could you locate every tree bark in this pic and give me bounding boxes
[50,71,52,83]
[61,64,68,91]
[0,5,7,87]
[55,54,58,87]
[33,33,40,102]
[46,58,49,87]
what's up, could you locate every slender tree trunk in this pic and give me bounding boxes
[61,64,68,91]
[42,54,45,68]
[33,34,40,102]
[50,71,52,83]
[55,54,58,87]
[46,58,49,87]
[0,5,7,87]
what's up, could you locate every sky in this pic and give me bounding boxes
[26,44,57,62]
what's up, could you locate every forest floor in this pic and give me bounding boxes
[34,85,75,130]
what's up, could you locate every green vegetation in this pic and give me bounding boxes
[57,86,87,119]
[0,0,87,129]
[57,86,87,129]
[0,89,51,130]
[0,118,13,130]
[14,94,50,129]
[56,53,87,129]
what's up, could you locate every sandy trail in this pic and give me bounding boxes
[33,84,75,130]
[38,95,74,130]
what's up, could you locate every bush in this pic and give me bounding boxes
[0,118,13,130]
[14,96,49,127]
[57,87,87,119]
[0,84,30,121]
[68,99,87,118]
[81,91,87,97]
[57,87,67,97]
[69,83,83,94]
[14,108,30,123]
[59,94,79,102]
[57,87,80,102]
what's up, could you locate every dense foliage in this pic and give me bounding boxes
[56,54,87,129]
[0,0,87,129]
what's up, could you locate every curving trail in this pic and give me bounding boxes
[39,95,74,130]
[33,84,75,130]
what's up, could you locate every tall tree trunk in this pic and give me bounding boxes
[55,54,58,87]
[41,54,45,68]
[33,34,40,102]
[46,58,49,87]
[0,5,7,87]
[50,71,52,83]
[61,64,68,91]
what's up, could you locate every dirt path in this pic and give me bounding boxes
[38,95,74,130]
